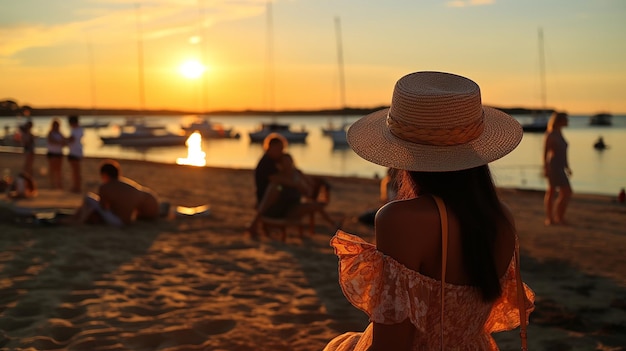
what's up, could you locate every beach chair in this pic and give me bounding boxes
[261,176,336,241]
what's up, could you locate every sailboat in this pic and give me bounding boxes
[182,0,239,139]
[248,1,308,144]
[521,28,551,133]
[81,39,109,129]
[101,4,186,147]
[324,16,350,148]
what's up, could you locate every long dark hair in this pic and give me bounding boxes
[397,165,512,302]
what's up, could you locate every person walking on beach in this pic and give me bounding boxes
[543,111,572,225]
[324,71,534,351]
[46,119,65,189]
[67,115,84,193]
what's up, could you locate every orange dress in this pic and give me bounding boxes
[324,231,535,351]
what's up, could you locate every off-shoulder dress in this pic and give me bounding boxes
[323,230,535,351]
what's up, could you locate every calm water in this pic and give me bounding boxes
[1,114,625,196]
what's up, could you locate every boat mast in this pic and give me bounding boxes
[87,37,97,116]
[199,0,209,115]
[335,16,346,112]
[135,3,146,113]
[538,27,546,115]
[265,1,275,114]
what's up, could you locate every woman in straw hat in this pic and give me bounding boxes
[324,72,535,351]
[543,111,572,226]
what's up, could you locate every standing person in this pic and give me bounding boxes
[20,121,35,176]
[67,115,84,193]
[46,119,65,189]
[543,111,572,225]
[324,72,534,351]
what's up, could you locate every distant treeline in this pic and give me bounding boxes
[0,99,552,117]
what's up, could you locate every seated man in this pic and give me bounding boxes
[75,160,160,226]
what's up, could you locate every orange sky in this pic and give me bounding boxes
[2,0,625,114]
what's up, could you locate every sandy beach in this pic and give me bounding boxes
[0,152,624,351]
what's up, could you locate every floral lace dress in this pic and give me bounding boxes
[324,231,535,351]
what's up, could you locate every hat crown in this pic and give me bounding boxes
[387,71,485,146]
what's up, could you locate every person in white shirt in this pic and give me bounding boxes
[67,115,84,193]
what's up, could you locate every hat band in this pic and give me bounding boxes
[386,112,485,146]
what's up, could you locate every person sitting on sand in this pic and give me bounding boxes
[254,133,287,206]
[8,172,37,199]
[75,160,160,226]
[248,153,335,237]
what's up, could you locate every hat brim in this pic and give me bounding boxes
[346,106,523,172]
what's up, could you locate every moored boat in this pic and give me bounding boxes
[248,122,308,143]
[520,112,550,133]
[328,128,349,148]
[81,119,110,129]
[181,118,239,139]
[100,124,187,147]
[589,113,612,126]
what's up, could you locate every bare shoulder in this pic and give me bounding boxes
[375,197,440,270]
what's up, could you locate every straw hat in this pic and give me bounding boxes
[347,71,522,172]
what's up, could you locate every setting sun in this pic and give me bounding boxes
[179,60,206,79]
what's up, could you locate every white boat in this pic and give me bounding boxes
[248,122,308,143]
[100,124,187,147]
[181,118,239,139]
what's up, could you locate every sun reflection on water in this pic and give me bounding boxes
[176,132,206,167]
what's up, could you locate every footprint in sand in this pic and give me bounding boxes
[120,304,170,317]
[45,318,81,343]
[20,336,64,350]
[192,319,237,335]
[60,290,100,303]
[5,299,42,317]
[0,316,35,331]
[54,303,87,320]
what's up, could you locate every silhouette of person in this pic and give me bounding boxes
[543,111,573,225]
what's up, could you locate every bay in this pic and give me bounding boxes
[1,114,624,197]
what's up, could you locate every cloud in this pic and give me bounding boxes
[446,0,495,8]
[0,0,266,59]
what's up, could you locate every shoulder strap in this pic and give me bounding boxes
[515,238,529,351]
[432,196,448,351]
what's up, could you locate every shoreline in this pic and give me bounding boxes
[0,149,620,198]
[0,152,625,350]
